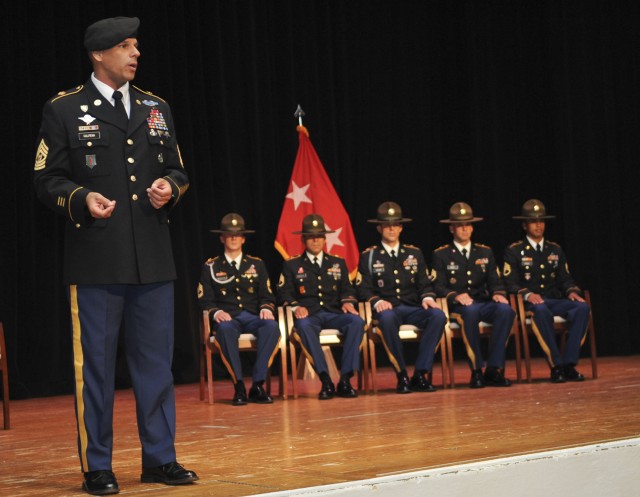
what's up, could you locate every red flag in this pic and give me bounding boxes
[275,125,359,278]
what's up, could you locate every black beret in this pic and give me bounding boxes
[84,17,140,51]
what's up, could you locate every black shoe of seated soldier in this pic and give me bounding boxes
[248,383,273,403]
[396,372,412,394]
[410,373,436,392]
[484,367,512,387]
[563,364,585,382]
[336,378,358,398]
[232,381,248,405]
[550,365,567,383]
[469,369,486,388]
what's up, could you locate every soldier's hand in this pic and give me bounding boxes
[568,292,585,303]
[342,303,358,315]
[527,293,545,305]
[422,298,441,309]
[455,293,473,306]
[294,306,309,319]
[86,192,116,218]
[375,300,393,312]
[214,311,233,322]
[147,178,172,209]
[493,294,509,304]
[260,309,275,320]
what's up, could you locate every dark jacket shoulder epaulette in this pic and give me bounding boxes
[288,254,302,260]
[132,85,167,103]
[50,85,84,104]
[475,243,491,249]
[433,244,450,252]
[362,245,378,254]
[205,257,217,265]
[404,244,420,249]
[246,254,263,261]
[508,240,524,249]
[546,240,560,248]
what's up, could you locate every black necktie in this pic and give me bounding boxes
[462,248,468,259]
[313,256,320,269]
[112,90,128,121]
[390,249,396,259]
[535,244,542,253]
[230,260,238,274]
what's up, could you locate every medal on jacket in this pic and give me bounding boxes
[378,279,384,287]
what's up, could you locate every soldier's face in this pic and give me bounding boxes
[221,234,245,252]
[523,220,545,241]
[450,223,473,244]
[304,235,326,255]
[92,38,140,89]
[377,223,403,245]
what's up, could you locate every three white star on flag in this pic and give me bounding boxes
[285,181,312,210]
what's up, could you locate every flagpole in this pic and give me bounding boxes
[294,104,305,126]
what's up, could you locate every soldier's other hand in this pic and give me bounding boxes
[86,192,116,218]
[568,292,585,303]
[342,303,358,315]
[455,293,473,306]
[527,293,545,305]
[294,306,309,319]
[214,311,233,322]
[375,300,393,312]
[147,178,172,209]
[260,309,275,320]
[493,294,509,304]
[422,298,441,310]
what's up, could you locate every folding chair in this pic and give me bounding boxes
[440,297,522,387]
[516,291,598,381]
[199,308,288,403]
[361,302,448,393]
[284,306,369,398]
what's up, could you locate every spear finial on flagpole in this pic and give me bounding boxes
[294,104,305,126]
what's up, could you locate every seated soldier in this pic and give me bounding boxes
[198,213,281,405]
[356,202,446,394]
[278,214,365,400]
[503,199,590,383]
[432,202,515,388]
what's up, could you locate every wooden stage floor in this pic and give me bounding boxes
[2,356,640,496]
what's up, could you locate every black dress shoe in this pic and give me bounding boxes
[564,365,585,382]
[396,373,412,394]
[232,382,248,406]
[141,461,199,485]
[248,384,274,404]
[318,380,335,400]
[484,367,512,387]
[83,470,119,495]
[410,374,436,392]
[336,379,358,398]
[550,365,567,383]
[469,369,486,388]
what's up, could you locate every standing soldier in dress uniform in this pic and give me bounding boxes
[198,213,281,406]
[278,214,365,400]
[503,199,590,383]
[432,202,515,388]
[356,202,446,394]
[33,16,197,495]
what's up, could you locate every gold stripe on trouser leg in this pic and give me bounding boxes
[452,314,477,368]
[292,331,315,367]
[528,313,555,367]
[267,335,282,367]
[213,341,238,383]
[70,285,89,471]
[374,327,402,373]
[580,314,591,347]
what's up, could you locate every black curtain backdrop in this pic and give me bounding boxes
[2,0,639,398]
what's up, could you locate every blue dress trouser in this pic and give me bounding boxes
[69,282,176,473]
[450,302,516,370]
[293,311,365,375]
[375,304,446,374]
[525,298,590,367]
[213,311,281,383]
